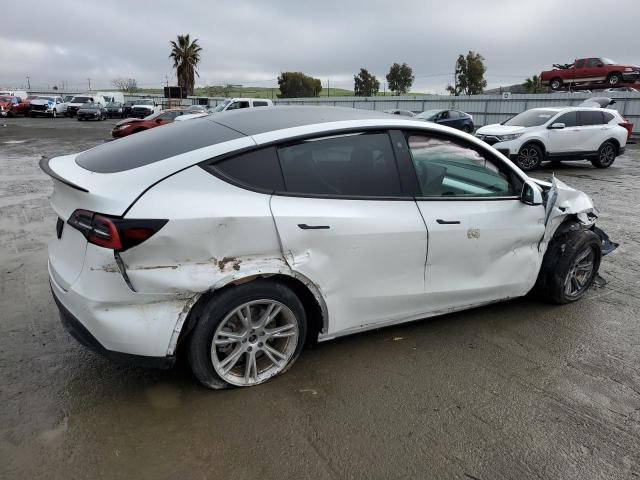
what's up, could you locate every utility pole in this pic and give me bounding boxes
[165,74,169,87]
[26,75,31,90]
[87,78,91,91]
[327,78,330,97]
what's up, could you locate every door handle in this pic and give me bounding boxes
[436,219,461,224]
[298,224,330,230]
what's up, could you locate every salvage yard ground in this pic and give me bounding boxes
[1,117,639,479]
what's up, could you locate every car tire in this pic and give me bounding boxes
[550,78,563,90]
[462,124,472,134]
[591,141,617,168]
[515,143,543,171]
[606,72,622,86]
[535,228,602,304]
[188,279,307,390]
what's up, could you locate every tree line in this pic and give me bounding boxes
[112,36,548,97]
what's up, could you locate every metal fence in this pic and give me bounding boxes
[28,90,640,133]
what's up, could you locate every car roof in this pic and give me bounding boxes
[208,105,395,135]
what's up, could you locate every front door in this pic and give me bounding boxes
[546,110,584,154]
[404,133,546,312]
[270,131,428,336]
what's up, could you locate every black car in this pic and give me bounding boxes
[122,100,135,117]
[106,102,124,118]
[77,102,108,121]
[415,109,475,133]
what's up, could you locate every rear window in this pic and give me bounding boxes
[76,118,244,173]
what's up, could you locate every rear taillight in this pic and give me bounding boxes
[67,209,167,252]
[619,120,633,141]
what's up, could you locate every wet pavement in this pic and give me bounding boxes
[1,117,639,479]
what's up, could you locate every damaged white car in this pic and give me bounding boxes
[41,106,617,389]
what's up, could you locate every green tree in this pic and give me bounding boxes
[523,75,546,93]
[386,63,414,95]
[446,51,487,96]
[353,68,380,96]
[277,72,322,98]
[169,34,202,96]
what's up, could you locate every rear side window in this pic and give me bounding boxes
[253,101,268,107]
[277,133,403,197]
[577,111,604,126]
[210,147,284,192]
[555,111,577,127]
[602,112,615,123]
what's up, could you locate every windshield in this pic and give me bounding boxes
[81,103,98,109]
[136,99,154,106]
[416,109,443,120]
[212,100,231,112]
[143,111,163,120]
[503,109,557,127]
[38,97,55,102]
[601,58,617,65]
[72,96,91,103]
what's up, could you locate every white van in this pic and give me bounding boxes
[209,98,273,113]
[98,91,125,104]
[66,94,107,117]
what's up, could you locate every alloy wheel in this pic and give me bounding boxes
[517,146,540,170]
[211,300,299,386]
[564,246,596,298]
[599,144,615,166]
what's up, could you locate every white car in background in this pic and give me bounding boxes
[475,100,631,171]
[28,95,68,118]
[66,94,107,117]
[210,98,273,113]
[41,107,617,389]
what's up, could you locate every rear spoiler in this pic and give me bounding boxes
[39,156,89,193]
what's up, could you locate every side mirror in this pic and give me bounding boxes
[549,122,565,129]
[521,180,543,206]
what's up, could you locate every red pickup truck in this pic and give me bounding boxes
[541,58,640,90]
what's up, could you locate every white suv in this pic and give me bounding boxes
[41,107,617,389]
[475,106,630,171]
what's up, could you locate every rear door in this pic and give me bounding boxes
[403,132,545,311]
[270,131,429,335]
[576,110,607,151]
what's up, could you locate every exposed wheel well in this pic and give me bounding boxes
[603,138,620,154]
[174,274,325,357]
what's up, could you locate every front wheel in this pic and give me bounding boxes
[515,143,543,171]
[51,109,57,118]
[591,141,616,168]
[188,280,307,389]
[536,229,602,304]
[550,78,563,90]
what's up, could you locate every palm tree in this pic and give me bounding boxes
[523,75,546,93]
[169,34,202,96]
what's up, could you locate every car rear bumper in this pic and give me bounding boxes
[47,244,193,366]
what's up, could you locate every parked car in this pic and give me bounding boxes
[475,101,630,171]
[29,96,68,118]
[384,109,416,117]
[122,100,135,117]
[77,102,108,121]
[111,109,188,137]
[67,94,107,117]
[106,102,124,118]
[63,95,75,103]
[130,99,161,118]
[603,86,638,93]
[541,58,640,90]
[41,106,617,389]
[0,94,28,117]
[210,98,273,113]
[416,109,474,133]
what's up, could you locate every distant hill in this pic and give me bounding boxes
[484,84,528,94]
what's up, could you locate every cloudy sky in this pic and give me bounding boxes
[2,0,639,94]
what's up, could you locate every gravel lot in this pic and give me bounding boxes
[1,116,639,479]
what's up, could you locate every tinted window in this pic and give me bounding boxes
[575,59,585,68]
[253,101,268,107]
[278,133,402,197]
[554,111,577,127]
[407,135,518,197]
[76,118,244,173]
[211,147,284,191]
[227,101,250,110]
[577,110,604,126]
[587,58,600,67]
[602,112,614,123]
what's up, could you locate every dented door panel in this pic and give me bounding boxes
[271,196,428,335]
[417,199,546,310]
